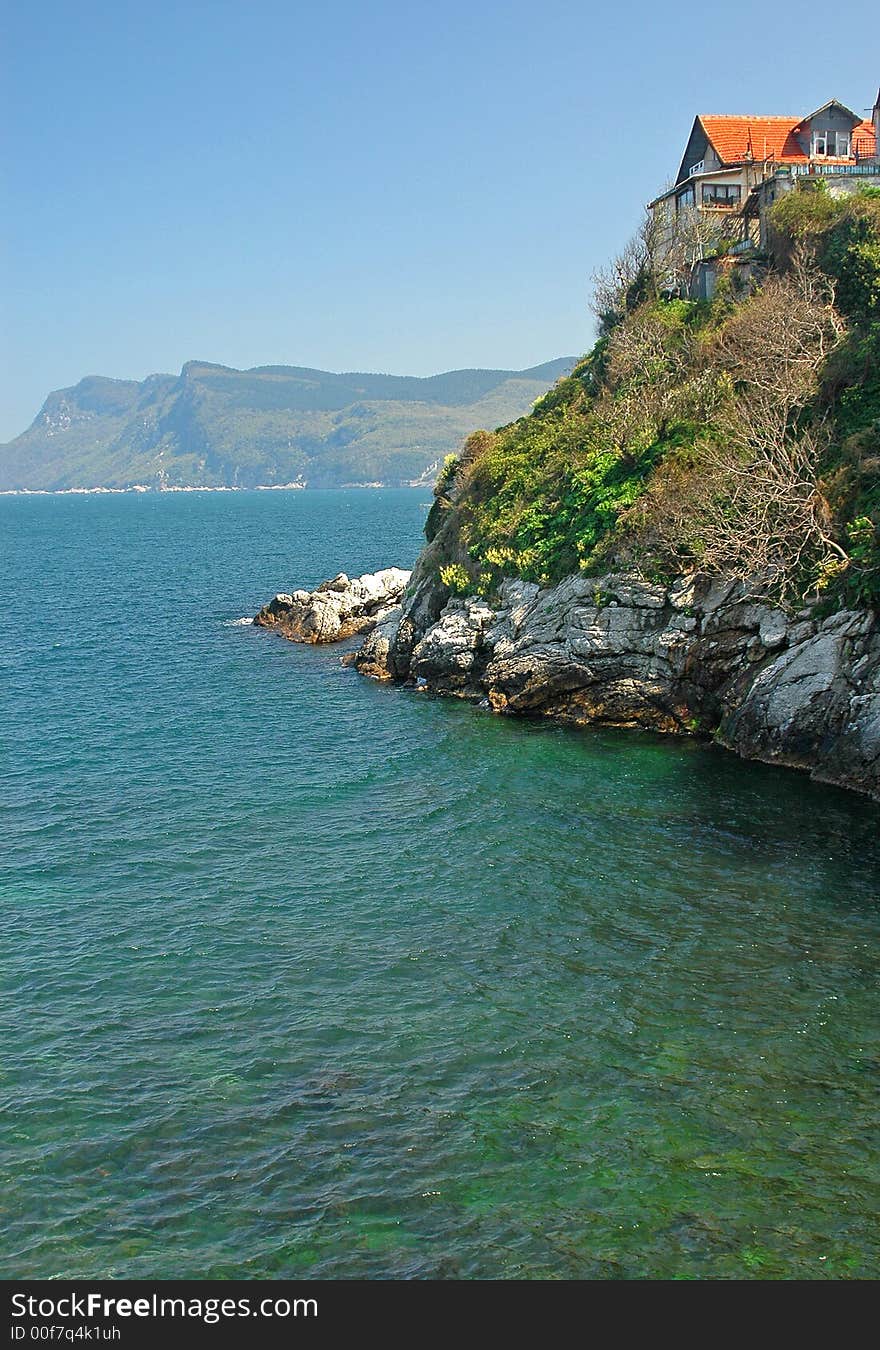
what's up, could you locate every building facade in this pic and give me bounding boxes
[649,92,880,294]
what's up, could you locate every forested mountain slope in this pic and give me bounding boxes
[0,358,573,490]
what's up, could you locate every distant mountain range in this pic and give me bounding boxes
[0,358,574,491]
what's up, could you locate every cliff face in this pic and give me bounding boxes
[248,191,880,794]
[354,566,880,799]
[344,189,880,797]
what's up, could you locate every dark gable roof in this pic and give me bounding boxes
[674,116,709,187]
[797,99,863,127]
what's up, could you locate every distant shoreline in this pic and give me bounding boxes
[0,482,429,497]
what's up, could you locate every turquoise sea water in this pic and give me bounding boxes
[1,488,878,1280]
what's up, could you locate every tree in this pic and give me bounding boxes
[590,215,658,332]
[623,262,850,602]
[649,202,740,295]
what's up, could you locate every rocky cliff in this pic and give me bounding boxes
[254,190,880,797]
[353,566,880,799]
[254,568,410,643]
[249,550,880,796]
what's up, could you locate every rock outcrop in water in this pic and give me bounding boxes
[254,567,411,643]
[353,567,880,799]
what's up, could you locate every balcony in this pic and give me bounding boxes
[791,161,880,177]
[701,187,742,210]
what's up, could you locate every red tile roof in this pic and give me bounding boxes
[853,119,877,158]
[699,114,876,164]
[700,115,807,163]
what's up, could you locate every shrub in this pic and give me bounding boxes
[439,562,472,595]
[434,453,459,495]
[769,179,842,239]
[434,194,880,610]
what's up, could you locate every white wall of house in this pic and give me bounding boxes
[822,172,880,196]
[649,165,753,289]
[686,145,723,176]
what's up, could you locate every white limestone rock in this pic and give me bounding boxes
[254,567,411,643]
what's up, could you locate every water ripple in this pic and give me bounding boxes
[1,490,878,1279]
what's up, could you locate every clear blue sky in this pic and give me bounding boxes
[1,0,876,439]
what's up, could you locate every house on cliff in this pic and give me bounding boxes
[649,91,880,295]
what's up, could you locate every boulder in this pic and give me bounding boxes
[254,567,411,644]
[354,605,404,679]
[410,598,496,690]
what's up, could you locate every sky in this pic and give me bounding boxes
[0,0,877,440]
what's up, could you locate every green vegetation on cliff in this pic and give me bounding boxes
[430,186,880,610]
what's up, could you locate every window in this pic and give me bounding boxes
[701,183,741,207]
[812,130,851,157]
[677,186,695,211]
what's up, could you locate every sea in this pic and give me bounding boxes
[1,487,877,1279]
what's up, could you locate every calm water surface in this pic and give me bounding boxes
[1,489,877,1279]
